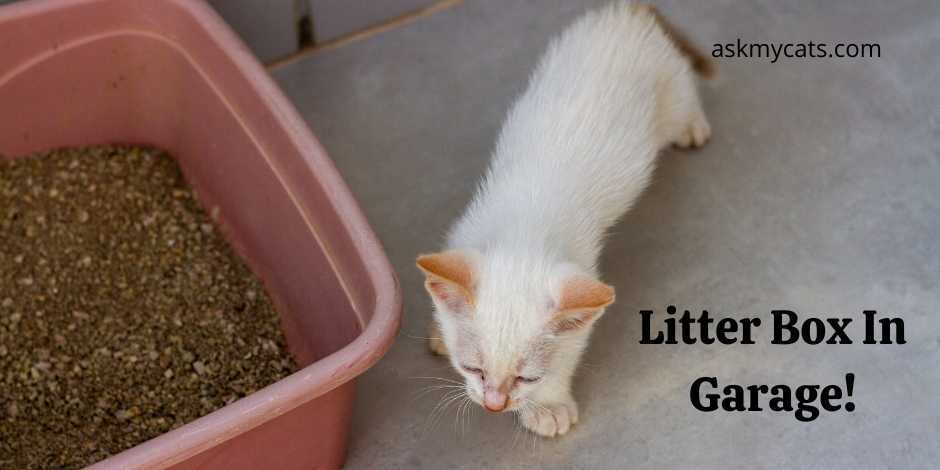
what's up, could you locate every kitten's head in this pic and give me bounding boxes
[417,249,614,413]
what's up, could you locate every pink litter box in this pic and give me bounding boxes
[0,0,402,468]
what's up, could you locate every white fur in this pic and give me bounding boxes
[431,2,710,437]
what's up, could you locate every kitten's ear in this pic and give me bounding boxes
[416,250,477,314]
[549,275,615,333]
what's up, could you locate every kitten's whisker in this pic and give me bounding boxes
[450,394,462,435]
[423,397,455,436]
[515,398,551,453]
[427,389,464,424]
[455,397,466,436]
[416,364,462,374]
[414,383,463,391]
[525,399,549,453]
[510,409,525,450]
[411,384,465,402]
[523,405,540,453]
[427,390,466,433]
[437,393,467,434]
[402,333,442,341]
[409,376,464,385]
[459,396,474,437]
[524,398,551,416]
[457,397,470,437]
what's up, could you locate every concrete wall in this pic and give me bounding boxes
[207,0,299,62]
[0,0,436,63]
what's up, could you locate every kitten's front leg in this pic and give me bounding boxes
[519,379,580,437]
[519,395,579,437]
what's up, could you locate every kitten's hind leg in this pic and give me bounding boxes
[428,320,449,356]
[658,66,711,149]
[673,103,711,149]
[646,3,713,149]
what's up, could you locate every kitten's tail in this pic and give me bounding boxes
[641,4,715,79]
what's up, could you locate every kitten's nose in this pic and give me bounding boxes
[483,389,508,412]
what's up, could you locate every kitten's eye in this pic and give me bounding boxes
[461,365,483,377]
[516,376,542,384]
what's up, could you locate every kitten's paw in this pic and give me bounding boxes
[520,400,579,437]
[427,322,449,356]
[674,114,711,149]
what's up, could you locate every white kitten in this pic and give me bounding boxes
[417,2,712,437]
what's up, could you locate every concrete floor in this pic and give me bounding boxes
[271,1,940,468]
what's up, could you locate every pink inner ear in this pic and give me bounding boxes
[552,309,599,333]
[549,275,615,333]
[557,276,615,311]
[426,280,471,313]
[416,251,474,291]
[417,251,477,314]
